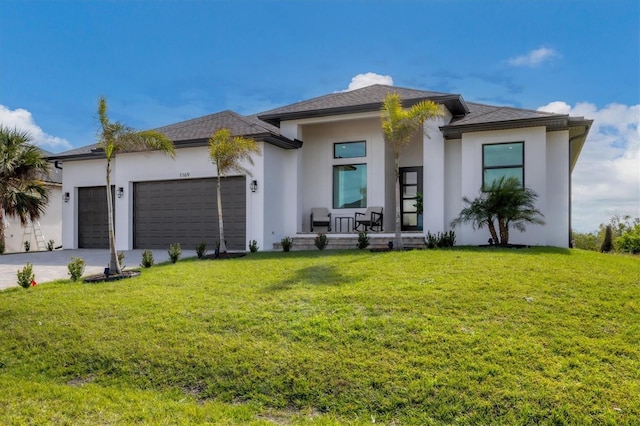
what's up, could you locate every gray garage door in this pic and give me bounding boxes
[133,177,246,250]
[78,186,114,249]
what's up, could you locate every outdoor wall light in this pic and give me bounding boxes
[117,187,124,198]
[63,192,70,203]
[250,180,258,193]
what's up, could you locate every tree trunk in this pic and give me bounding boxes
[217,175,227,253]
[106,160,122,274]
[0,204,5,252]
[394,152,403,250]
[487,220,499,245]
[498,217,509,246]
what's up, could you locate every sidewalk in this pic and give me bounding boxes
[0,249,196,290]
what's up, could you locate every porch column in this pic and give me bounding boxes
[423,118,446,234]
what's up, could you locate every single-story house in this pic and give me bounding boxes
[3,150,63,253]
[48,84,592,251]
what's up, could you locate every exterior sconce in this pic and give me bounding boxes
[63,192,70,203]
[117,187,124,198]
[250,180,258,193]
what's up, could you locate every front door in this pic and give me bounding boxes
[400,167,423,231]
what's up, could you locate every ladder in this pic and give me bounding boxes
[22,220,47,251]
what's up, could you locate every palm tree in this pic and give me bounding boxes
[0,125,50,251]
[381,93,442,249]
[97,97,175,274]
[451,177,545,246]
[208,128,260,254]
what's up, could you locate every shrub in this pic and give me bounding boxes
[357,232,370,249]
[24,241,30,252]
[0,240,4,254]
[601,225,613,253]
[47,239,55,251]
[67,257,86,281]
[17,263,35,289]
[616,224,640,254]
[281,236,293,252]
[118,251,125,269]
[196,241,206,259]
[314,233,328,250]
[168,243,181,263]
[426,231,456,249]
[249,240,259,253]
[141,250,154,268]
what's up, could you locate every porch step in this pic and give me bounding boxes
[272,234,426,251]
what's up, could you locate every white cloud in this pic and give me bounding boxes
[508,47,560,67]
[0,105,72,152]
[538,101,640,232]
[343,72,393,91]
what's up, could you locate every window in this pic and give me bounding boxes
[333,164,367,208]
[483,142,524,188]
[334,141,366,159]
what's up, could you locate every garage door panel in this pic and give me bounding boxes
[134,177,245,250]
[78,186,115,249]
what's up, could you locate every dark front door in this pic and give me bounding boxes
[400,167,423,231]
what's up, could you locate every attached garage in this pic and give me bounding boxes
[133,177,246,250]
[78,186,114,249]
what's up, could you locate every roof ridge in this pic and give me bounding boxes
[465,101,563,117]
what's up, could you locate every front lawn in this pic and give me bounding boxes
[1,247,638,424]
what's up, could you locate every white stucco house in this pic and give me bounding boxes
[49,85,592,251]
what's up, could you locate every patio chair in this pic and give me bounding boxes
[310,208,331,232]
[354,207,383,232]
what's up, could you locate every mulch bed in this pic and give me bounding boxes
[478,244,530,249]
[84,270,141,283]
[201,252,247,260]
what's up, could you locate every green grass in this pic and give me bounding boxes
[1,247,638,424]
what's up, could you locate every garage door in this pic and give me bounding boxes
[133,177,246,250]
[78,186,114,249]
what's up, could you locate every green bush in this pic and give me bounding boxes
[141,250,154,268]
[616,224,640,254]
[67,257,86,281]
[314,233,328,250]
[280,237,293,252]
[426,231,456,249]
[357,232,370,249]
[47,239,55,251]
[24,241,30,252]
[118,251,125,269]
[17,263,35,288]
[168,243,181,264]
[196,241,206,259]
[0,240,4,254]
[248,240,259,253]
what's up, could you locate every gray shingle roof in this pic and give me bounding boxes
[154,110,282,142]
[258,84,469,125]
[448,102,558,126]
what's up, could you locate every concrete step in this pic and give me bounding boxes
[272,234,426,251]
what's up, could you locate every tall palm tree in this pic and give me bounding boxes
[381,93,442,249]
[0,125,50,251]
[97,97,175,274]
[451,177,545,246]
[208,128,260,254]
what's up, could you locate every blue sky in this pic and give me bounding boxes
[1,0,638,232]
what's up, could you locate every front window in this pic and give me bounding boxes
[483,142,524,188]
[333,164,367,208]
[334,141,366,159]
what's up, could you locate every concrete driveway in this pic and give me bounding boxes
[0,249,196,290]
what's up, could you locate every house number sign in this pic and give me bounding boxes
[179,172,191,178]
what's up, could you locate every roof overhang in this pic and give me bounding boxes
[440,115,585,140]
